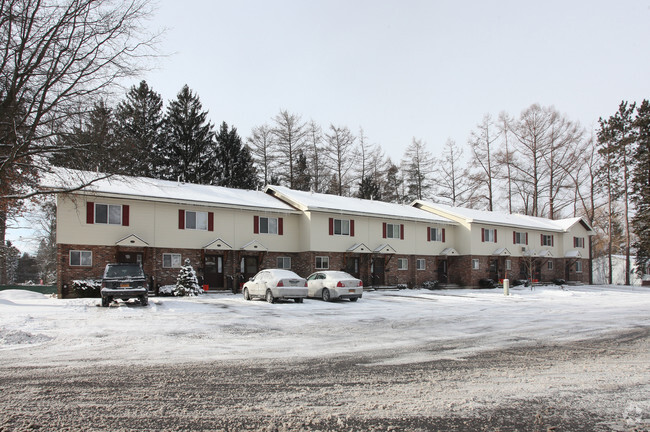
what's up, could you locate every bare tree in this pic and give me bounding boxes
[271,110,307,189]
[431,139,472,206]
[496,112,515,213]
[467,114,501,211]
[324,124,357,196]
[305,120,325,192]
[248,124,275,186]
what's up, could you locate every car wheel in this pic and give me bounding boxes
[243,288,251,301]
[140,295,148,306]
[265,290,275,304]
[322,288,331,302]
[101,296,110,307]
[295,298,303,303]
[349,297,358,302]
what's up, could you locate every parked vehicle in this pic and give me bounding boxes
[242,269,308,303]
[306,271,363,302]
[101,263,148,307]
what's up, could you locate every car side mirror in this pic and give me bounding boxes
[249,277,254,281]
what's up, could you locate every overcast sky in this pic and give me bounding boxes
[142,0,650,162]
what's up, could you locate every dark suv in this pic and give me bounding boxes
[101,263,148,307]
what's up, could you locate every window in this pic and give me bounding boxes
[547,261,553,270]
[397,258,408,270]
[386,223,401,239]
[260,217,278,234]
[429,227,445,242]
[334,219,350,236]
[573,237,585,248]
[472,259,479,270]
[506,260,512,271]
[513,231,527,244]
[541,234,554,247]
[95,203,122,225]
[315,256,329,269]
[277,257,291,269]
[70,250,92,266]
[185,211,208,230]
[575,261,583,273]
[482,228,497,243]
[416,259,426,270]
[163,253,182,268]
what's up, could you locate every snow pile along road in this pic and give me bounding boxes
[1,284,648,366]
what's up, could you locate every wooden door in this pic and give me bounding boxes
[204,255,224,289]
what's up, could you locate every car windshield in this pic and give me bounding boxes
[104,264,145,279]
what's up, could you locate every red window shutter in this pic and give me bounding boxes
[513,231,516,244]
[442,228,446,243]
[551,235,554,247]
[278,217,284,235]
[254,215,259,234]
[208,212,214,232]
[382,222,387,238]
[122,205,130,226]
[525,232,528,245]
[481,228,485,242]
[179,210,185,230]
[86,202,94,224]
[329,218,334,235]
[400,224,404,240]
[427,227,431,242]
[350,219,354,237]
[494,229,497,243]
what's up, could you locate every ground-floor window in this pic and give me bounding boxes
[472,259,479,270]
[163,253,182,268]
[315,256,329,269]
[70,250,92,266]
[575,261,583,273]
[277,256,291,269]
[547,261,553,270]
[506,259,512,271]
[398,258,408,270]
[416,259,426,270]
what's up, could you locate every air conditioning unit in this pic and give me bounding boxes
[521,246,527,252]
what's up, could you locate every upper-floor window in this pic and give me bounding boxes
[254,215,283,235]
[329,218,354,236]
[428,227,445,242]
[277,257,291,269]
[482,228,497,243]
[87,201,129,226]
[541,234,554,247]
[383,222,403,240]
[513,231,528,245]
[573,237,585,248]
[70,250,92,267]
[397,258,408,270]
[186,211,208,230]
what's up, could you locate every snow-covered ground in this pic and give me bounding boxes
[1,285,648,367]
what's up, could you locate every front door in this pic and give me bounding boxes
[437,260,448,284]
[204,255,224,289]
[489,258,499,281]
[117,251,143,264]
[241,256,259,286]
[372,257,385,286]
[346,257,360,279]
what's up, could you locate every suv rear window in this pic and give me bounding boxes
[104,264,145,279]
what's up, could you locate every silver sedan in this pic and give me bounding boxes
[242,269,308,303]
[306,271,363,302]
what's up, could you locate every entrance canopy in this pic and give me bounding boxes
[240,240,268,252]
[439,247,458,256]
[116,234,149,247]
[347,243,372,253]
[374,244,397,254]
[492,247,511,256]
[565,250,582,258]
[203,238,233,251]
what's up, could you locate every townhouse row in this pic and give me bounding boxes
[49,170,594,298]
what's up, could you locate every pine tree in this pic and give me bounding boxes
[214,122,258,189]
[174,259,203,296]
[160,85,216,184]
[293,150,312,191]
[358,175,382,200]
[383,161,405,203]
[115,81,164,178]
[632,100,650,277]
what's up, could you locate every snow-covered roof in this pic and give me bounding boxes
[266,185,456,224]
[41,168,298,213]
[413,200,593,233]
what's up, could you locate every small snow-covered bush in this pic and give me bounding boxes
[158,285,175,296]
[71,279,101,298]
[421,280,439,290]
[173,259,203,296]
[396,283,408,290]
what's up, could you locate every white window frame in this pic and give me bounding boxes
[276,256,291,269]
[386,223,401,239]
[514,231,526,244]
[575,261,583,273]
[574,237,585,248]
[547,261,553,270]
[484,229,496,243]
[186,211,208,231]
[333,219,350,236]
[430,227,443,242]
[541,234,554,247]
[69,250,92,267]
[506,259,512,271]
[397,258,408,270]
[95,203,122,225]
[163,253,182,268]
[472,259,480,270]
[260,216,278,234]
[315,256,329,270]
[416,258,426,271]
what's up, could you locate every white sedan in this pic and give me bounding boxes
[306,271,363,302]
[242,269,308,303]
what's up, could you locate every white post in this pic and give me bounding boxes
[503,278,510,296]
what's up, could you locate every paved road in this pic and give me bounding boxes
[1,328,648,431]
